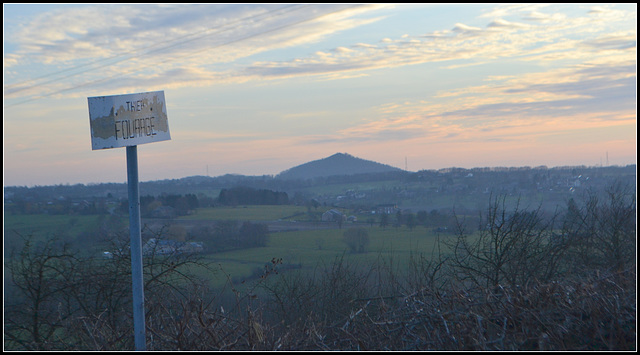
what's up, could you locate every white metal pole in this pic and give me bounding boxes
[126,145,146,351]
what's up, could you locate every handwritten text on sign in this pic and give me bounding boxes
[88,91,170,150]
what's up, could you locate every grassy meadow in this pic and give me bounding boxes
[201,224,456,288]
[5,213,96,237]
[4,205,458,288]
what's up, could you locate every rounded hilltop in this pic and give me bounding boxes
[277,153,403,181]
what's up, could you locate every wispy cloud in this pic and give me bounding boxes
[5,4,634,102]
[322,54,636,145]
[220,5,635,83]
[478,4,549,19]
[7,4,634,117]
[4,4,390,99]
[3,4,635,185]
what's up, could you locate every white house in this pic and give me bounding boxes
[143,238,204,256]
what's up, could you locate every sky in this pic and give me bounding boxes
[3,3,637,187]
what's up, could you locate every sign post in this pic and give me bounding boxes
[126,145,145,351]
[88,91,171,351]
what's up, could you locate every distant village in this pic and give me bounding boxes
[4,164,635,220]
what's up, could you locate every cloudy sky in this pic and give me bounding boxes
[3,3,637,187]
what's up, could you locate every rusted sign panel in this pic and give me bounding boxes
[88,91,171,150]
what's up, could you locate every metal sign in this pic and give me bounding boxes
[87,90,172,350]
[88,90,170,150]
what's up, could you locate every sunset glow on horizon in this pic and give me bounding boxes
[4,3,636,187]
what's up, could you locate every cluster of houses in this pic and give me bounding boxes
[103,238,204,258]
[142,238,204,255]
[321,204,400,223]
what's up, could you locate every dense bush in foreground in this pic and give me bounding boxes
[4,184,635,350]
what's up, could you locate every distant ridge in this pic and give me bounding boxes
[277,153,403,180]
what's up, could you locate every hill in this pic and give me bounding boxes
[276,153,404,180]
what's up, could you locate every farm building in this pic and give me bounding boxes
[322,209,346,222]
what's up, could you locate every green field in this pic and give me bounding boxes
[3,214,113,241]
[202,225,455,287]
[169,204,456,287]
[4,206,457,288]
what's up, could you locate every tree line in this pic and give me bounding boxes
[114,187,289,218]
[187,220,269,252]
[217,186,289,206]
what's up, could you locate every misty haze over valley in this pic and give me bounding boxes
[4,152,637,350]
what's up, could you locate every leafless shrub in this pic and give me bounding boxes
[562,181,636,276]
[5,183,635,350]
[342,227,370,253]
[274,266,635,351]
[4,230,218,351]
[448,195,565,290]
[4,235,78,350]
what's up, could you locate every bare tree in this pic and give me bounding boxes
[4,236,78,350]
[343,227,370,253]
[4,232,216,351]
[563,181,636,276]
[448,195,563,289]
